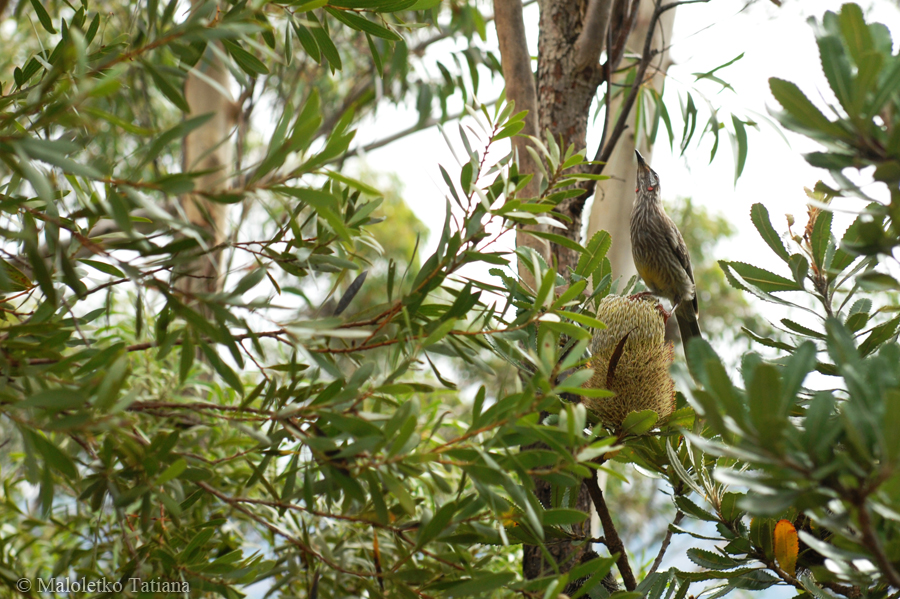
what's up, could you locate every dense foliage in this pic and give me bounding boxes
[1,0,899,598]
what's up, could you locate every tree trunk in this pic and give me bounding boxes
[494,0,680,588]
[179,2,235,300]
[494,0,551,292]
[586,2,676,281]
[536,0,604,276]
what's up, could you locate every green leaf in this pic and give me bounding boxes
[620,410,658,436]
[325,7,401,41]
[416,501,457,547]
[25,430,78,479]
[139,113,214,169]
[781,319,823,339]
[19,389,85,411]
[769,78,848,139]
[422,319,456,347]
[747,364,786,443]
[222,39,270,76]
[788,254,809,287]
[308,12,342,71]
[179,528,215,561]
[445,573,517,597]
[859,316,900,357]
[79,259,125,278]
[857,271,900,291]
[749,203,790,262]
[493,121,525,141]
[838,3,873,64]
[18,137,103,179]
[525,229,586,254]
[724,262,803,292]
[720,492,745,522]
[817,35,853,113]
[292,20,321,62]
[142,61,189,112]
[284,19,294,66]
[575,230,611,278]
[749,518,776,560]
[810,210,833,270]
[277,187,351,242]
[0,258,33,292]
[868,57,900,118]
[543,508,589,526]
[674,496,717,522]
[156,459,187,486]
[30,0,57,33]
[731,116,748,183]
[687,548,740,570]
[853,51,883,112]
[199,343,244,395]
[562,310,606,330]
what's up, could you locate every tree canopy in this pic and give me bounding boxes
[0,1,899,598]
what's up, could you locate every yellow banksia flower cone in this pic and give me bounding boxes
[582,295,676,429]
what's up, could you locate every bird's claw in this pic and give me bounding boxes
[628,292,672,322]
[656,304,672,323]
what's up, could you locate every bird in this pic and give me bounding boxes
[629,150,702,353]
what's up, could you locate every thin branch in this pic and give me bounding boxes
[316,0,537,139]
[574,0,614,70]
[339,98,500,161]
[196,481,386,580]
[648,510,684,575]
[587,0,710,197]
[19,329,289,366]
[757,553,804,591]
[585,468,636,591]
[596,11,615,156]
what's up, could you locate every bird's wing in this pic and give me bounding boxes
[665,217,699,315]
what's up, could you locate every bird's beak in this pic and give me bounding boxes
[634,150,652,190]
[634,150,649,172]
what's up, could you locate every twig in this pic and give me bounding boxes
[338,98,500,162]
[760,554,804,590]
[648,510,683,574]
[587,0,710,197]
[315,0,537,140]
[584,468,636,591]
[196,481,384,579]
[596,12,614,157]
[856,499,900,588]
[19,329,289,365]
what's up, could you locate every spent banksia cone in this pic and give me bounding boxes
[582,295,676,430]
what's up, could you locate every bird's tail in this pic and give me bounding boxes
[675,303,702,354]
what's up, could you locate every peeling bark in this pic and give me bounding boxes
[536,0,605,277]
